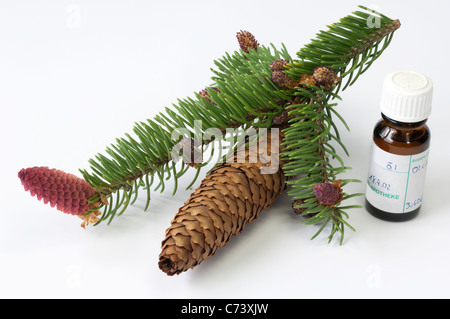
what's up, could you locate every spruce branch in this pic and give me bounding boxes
[79,42,292,224]
[19,5,400,250]
[78,5,400,237]
[286,5,400,93]
[280,5,400,243]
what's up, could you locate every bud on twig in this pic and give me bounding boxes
[271,71,297,90]
[312,66,340,90]
[313,180,343,206]
[269,59,290,72]
[236,30,259,53]
[198,87,220,107]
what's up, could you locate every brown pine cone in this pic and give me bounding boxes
[159,131,285,275]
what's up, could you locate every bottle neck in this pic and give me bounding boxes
[381,113,427,128]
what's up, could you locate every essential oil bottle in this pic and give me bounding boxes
[365,71,433,221]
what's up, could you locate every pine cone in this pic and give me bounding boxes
[159,131,285,275]
[18,166,101,227]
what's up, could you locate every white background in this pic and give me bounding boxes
[1,0,449,299]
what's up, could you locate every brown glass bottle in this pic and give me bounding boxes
[365,114,430,221]
[365,71,432,222]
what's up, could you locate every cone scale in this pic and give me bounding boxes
[159,132,285,275]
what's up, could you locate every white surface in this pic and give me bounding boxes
[1,0,450,299]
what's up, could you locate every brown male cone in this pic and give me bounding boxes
[159,130,285,275]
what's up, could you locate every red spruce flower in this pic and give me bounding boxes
[18,166,102,228]
[313,180,343,207]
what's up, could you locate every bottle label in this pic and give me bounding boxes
[365,143,429,214]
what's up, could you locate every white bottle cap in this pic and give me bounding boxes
[380,71,433,123]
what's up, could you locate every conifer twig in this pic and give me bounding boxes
[18,6,400,250]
